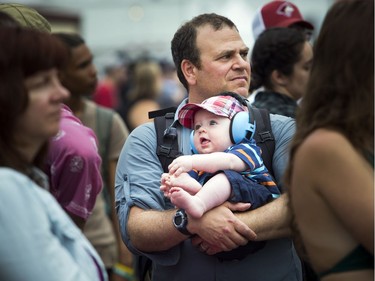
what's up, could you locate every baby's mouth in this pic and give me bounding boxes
[200,137,210,145]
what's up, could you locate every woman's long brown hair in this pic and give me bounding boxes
[284,0,374,259]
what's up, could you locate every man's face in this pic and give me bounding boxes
[59,44,98,97]
[190,25,251,103]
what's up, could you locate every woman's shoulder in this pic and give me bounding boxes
[127,99,160,130]
[301,129,350,154]
[296,129,359,171]
[131,99,160,112]
[307,128,346,141]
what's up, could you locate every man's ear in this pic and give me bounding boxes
[181,59,197,86]
[270,69,288,87]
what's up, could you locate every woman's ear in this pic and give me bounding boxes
[270,69,288,87]
[181,59,197,86]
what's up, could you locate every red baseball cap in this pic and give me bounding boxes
[252,1,314,39]
[178,95,246,129]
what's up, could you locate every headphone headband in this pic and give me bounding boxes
[213,92,255,130]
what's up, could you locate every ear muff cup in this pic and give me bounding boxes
[190,130,199,154]
[230,111,256,144]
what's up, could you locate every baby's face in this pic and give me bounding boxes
[193,109,232,154]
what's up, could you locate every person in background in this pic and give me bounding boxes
[0,25,107,281]
[157,59,187,108]
[250,27,313,118]
[249,0,314,107]
[46,104,104,230]
[252,0,314,41]
[285,0,374,280]
[116,13,301,281]
[0,7,20,26]
[0,3,104,231]
[54,32,134,281]
[0,3,50,32]
[93,61,128,109]
[118,59,163,132]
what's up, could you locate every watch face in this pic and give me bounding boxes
[175,214,182,225]
[174,209,191,236]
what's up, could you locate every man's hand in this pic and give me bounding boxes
[188,202,256,255]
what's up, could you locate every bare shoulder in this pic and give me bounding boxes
[297,129,352,161]
[132,99,160,112]
[129,99,160,119]
[293,128,362,185]
[303,128,349,148]
[128,99,160,129]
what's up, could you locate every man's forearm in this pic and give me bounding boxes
[127,206,188,252]
[236,193,292,241]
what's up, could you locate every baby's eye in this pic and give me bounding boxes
[194,124,201,130]
[209,120,217,125]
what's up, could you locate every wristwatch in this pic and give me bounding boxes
[173,209,192,236]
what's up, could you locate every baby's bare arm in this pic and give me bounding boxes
[169,153,246,176]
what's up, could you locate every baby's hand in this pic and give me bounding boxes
[168,155,193,176]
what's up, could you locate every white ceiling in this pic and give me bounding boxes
[11,0,334,72]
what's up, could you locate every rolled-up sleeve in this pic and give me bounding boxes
[115,123,180,264]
